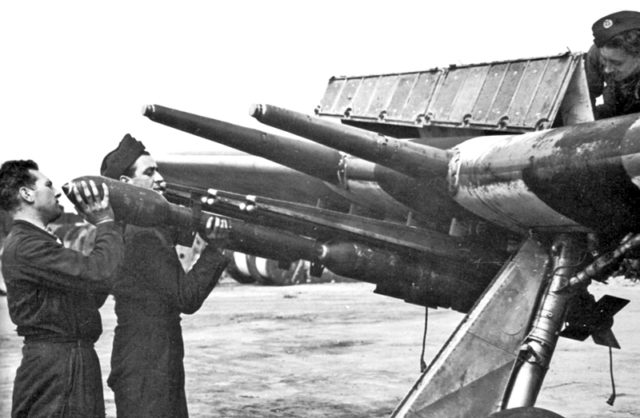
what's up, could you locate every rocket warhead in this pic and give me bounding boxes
[63,175,196,230]
[62,175,325,262]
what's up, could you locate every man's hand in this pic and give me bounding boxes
[203,215,230,248]
[70,180,115,225]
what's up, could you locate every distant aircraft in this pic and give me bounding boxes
[69,51,637,417]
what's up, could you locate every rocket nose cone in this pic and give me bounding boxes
[142,104,155,117]
[249,104,264,119]
[61,182,77,204]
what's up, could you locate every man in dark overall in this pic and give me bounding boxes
[101,134,230,418]
[0,160,124,417]
[586,10,640,119]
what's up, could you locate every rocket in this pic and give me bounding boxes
[144,103,640,242]
[62,176,495,311]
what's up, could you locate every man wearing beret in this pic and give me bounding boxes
[0,160,123,417]
[101,134,230,418]
[586,10,640,119]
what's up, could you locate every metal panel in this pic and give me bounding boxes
[448,65,490,124]
[385,73,419,120]
[489,61,528,126]
[558,58,595,125]
[366,74,399,119]
[391,238,550,417]
[472,63,510,125]
[508,59,548,127]
[333,78,363,116]
[428,68,467,122]
[398,71,441,122]
[317,78,345,115]
[317,53,582,133]
[524,56,574,128]
[350,76,378,117]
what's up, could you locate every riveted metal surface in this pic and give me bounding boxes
[506,59,547,127]
[524,57,571,128]
[446,65,491,124]
[428,67,468,122]
[317,77,345,115]
[333,78,363,116]
[486,61,529,125]
[350,76,378,116]
[365,74,399,119]
[318,53,581,132]
[398,71,441,122]
[386,73,420,120]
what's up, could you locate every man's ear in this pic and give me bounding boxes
[18,187,34,203]
[119,175,131,184]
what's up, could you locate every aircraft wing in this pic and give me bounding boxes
[136,52,638,417]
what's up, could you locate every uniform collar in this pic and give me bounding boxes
[12,219,63,243]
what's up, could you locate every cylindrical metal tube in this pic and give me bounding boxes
[143,104,343,184]
[503,233,586,408]
[251,103,451,179]
[452,113,640,238]
[225,221,320,262]
[319,241,492,312]
[144,103,473,224]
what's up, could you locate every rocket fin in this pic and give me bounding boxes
[392,238,550,418]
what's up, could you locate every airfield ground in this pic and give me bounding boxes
[0,278,639,418]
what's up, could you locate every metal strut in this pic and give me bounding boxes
[502,233,586,409]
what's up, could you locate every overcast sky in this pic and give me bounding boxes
[1,0,639,205]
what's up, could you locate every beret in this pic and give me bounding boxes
[592,10,640,47]
[100,134,146,179]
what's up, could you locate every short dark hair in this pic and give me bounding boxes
[0,160,39,212]
[605,28,640,57]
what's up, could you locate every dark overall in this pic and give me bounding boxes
[108,225,228,418]
[585,44,640,119]
[2,220,123,418]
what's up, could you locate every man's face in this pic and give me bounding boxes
[126,154,166,194]
[600,46,640,82]
[26,170,63,223]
